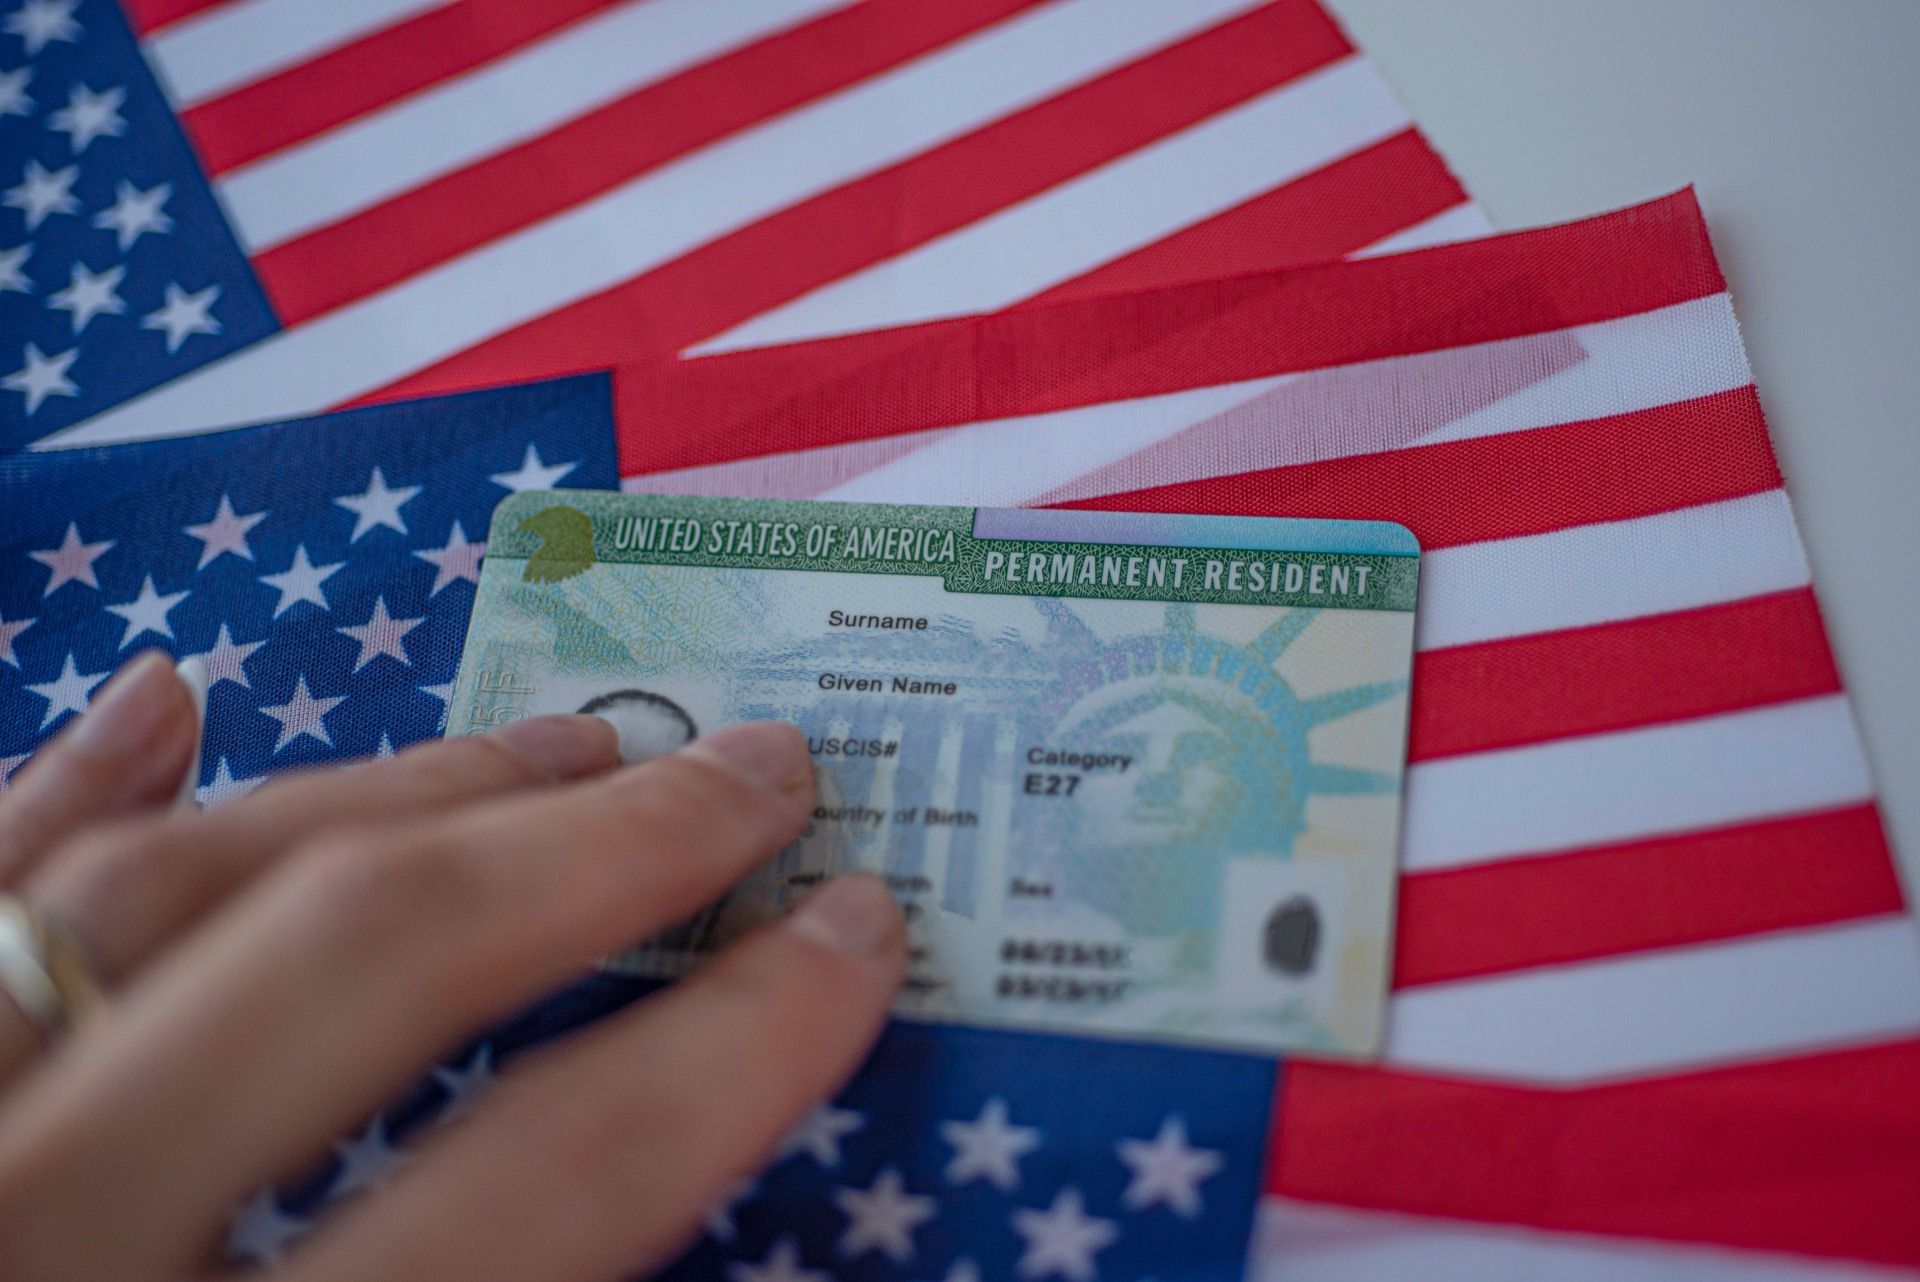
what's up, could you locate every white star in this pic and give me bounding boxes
[0,241,29,292]
[92,180,172,251]
[3,0,78,55]
[834,1167,936,1263]
[0,754,25,791]
[29,522,111,594]
[197,757,264,807]
[260,545,343,617]
[418,678,454,730]
[932,1262,982,1282]
[47,82,124,153]
[1011,1189,1117,1282]
[729,1237,827,1282]
[183,494,266,568]
[413,520,483,595]
[335,466,421,541]
[489,444,576,493]
[1117,1116,1222,1218]
[704,1175,755,1242]
[3,159,75,229]
[338,596,422,672]
[25,652,108,730]
[105,575,188,647]
[2,340,75,413]
[0,65,30,117]
[47,260,124,333]
[0,609,29,666]
[194,622,264,689]
[778,1104,863,1168]
[259,675,344,752]
[143,281,220,353]
[943,1097,1042,1192]
[433,1045,492,1124]
[226,1188,307,1266]
[374,733,396,759]
[330,1118,407,1198]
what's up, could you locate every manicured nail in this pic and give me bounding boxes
[489,714,621,780]
[71,651,182,756]
[173,657,209,810]
[787,874,904,958]
[682,721,811,795]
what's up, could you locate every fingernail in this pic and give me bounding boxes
[173,657,209,810]
[71,651,182,756]
[490,714,621,780]
[787,874,903,958]
[681,721,811,795]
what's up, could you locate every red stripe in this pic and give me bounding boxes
[123,0,229,34]
[607,189,1722,473]
[255,0,1052,324]
[1270,1038,1920,1265]
[1059,387,1780,548]
[1411,589,1840,761]
[1024,128,1467,306]
[331,0,1357,390]
[181,0,627,175]
[1393,804,1903,988]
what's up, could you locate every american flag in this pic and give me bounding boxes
[10,0,1480,450]
[2,0,1915,1279]
[603,191,1920,1278]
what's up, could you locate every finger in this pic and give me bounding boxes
[25,714,621,985]
[0,722,813,1282]
[0,652,195,888]
[0,716,620,1089]
[287,876,906,1282]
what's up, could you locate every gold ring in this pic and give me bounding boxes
[0,895,102,1038]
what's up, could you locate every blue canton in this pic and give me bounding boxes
[255,976,1277,1282]
[0,374,619,787]
[0,0,275,450]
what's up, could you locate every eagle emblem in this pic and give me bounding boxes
[519,504,596,584]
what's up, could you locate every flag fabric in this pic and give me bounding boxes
[0,375,1283,1282]
[256,978,1276,1282]
[10,0,1483,451]
[597,190,1920,1278]
[4,2,1914,1279]
[0,374,619,793]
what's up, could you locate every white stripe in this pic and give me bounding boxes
[690,56,1413,353]
[1381,916,1920,1082]
[1402,695,1872,874]
[1350,200,1491,256]
[1255,1199,1917,1282]
[1417,490,1808,653]
[1417,293,1751,452]
[52,0,1270,448]
[219,0,855,251]
[628,295,1750,506]
[1382,909,1920,1082]
[819,377,1292,505]
[146,0,453,106]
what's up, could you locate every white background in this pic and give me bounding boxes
[1331,0,1920,896]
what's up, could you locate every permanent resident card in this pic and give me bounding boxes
[449,492,1419,1057]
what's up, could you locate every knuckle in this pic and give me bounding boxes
[284,825,494,961]
[401,734,546,791]
[28,813,170,899]
[614,756,781,846]
[537,1086,662,1193]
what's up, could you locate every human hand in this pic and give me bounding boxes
[0,651,907,1281]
